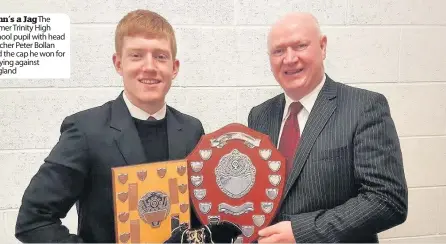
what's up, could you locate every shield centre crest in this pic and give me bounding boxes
[215,149,256,198]
[187,123,287,243]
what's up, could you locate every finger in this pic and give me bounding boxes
[258,224,279,238]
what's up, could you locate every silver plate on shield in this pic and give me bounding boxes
[215,149,256,199]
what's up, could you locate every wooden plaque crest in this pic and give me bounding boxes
[112,159,190,243]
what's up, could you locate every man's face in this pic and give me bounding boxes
[268,20,327,100]
[113,36,179,109]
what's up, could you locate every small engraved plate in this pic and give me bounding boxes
[252,215,265,227]
[118,174,128,184]
[199,149,212,160]
[208,215,220,225]
[137,170,147,181]
[157,168,166,178]
[259,149,272,160]
[269,175,281,186]
[261,202,273,214]
[194,189,206,200]
[266,188,278,200]
[177,165,186,176]
[178,184,187,194]
[118,192,128,203]
[215,149,256,198]
[242,226,254,237]
[199,202,211,214]
[180,203,189,213]
[191,175,203,187]
[120,233,130,243]
[190,161,203,173]
[218,202,254,215]
[268,161,281,172]
[118,212,129,223]
[210,132,261,148]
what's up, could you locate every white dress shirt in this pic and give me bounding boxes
[122,92,166,120]
[277,75,326,146]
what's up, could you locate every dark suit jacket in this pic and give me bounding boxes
[248,76,408,243]
[15,92,204,243]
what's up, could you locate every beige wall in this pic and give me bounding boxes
[1,0,445,242]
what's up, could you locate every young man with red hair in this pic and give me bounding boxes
[15,10,207,243]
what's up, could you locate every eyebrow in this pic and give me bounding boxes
[152,48,171,55]
[272,39,310,48]
[125,48,147,54]
[126,48,170,53]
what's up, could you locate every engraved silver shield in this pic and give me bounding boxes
[266,188,278,200]
[190,161,204,172]
[259,149,272,160]
[268,161,281,172]
[261,202,273,214]
[242,226,254,237]
[215,149,256,198]
[194,189,206,200]
[199,202,212,214]
[191,175,203,187]
[199,149,212,160]
[252,215,265,227]
[268,175,281,186]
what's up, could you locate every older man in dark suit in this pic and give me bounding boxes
[248,12,408,243]
[15,10,204,243]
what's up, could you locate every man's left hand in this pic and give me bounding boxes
[257,221,295,243]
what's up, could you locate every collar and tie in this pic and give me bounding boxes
[278,102,303,175]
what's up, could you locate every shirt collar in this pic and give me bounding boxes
[123,92,167,120]
[283,74,326,116]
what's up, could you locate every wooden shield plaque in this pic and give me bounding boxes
[186,123,286,243]
[111,159,190,243]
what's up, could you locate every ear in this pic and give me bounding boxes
[320,35,327,60]
[112,53,123,76]
[172,59,180,80]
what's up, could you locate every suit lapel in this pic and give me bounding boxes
[268,94,285,147]
[110,93,147,165]
[283,78,338,198]
[166,106,185,160]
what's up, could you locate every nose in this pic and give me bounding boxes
[141,56,156,72]
[283,47,298,64]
